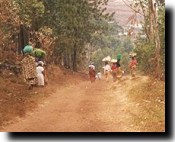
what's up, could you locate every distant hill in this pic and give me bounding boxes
[106,0,143,27]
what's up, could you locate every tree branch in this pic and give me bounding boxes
[121,0,144,16]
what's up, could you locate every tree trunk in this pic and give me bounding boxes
[19,24,29,54]
[153,2,161,78]
[63,51,67,67]
[149,0,161,78]
[149,0,154,42]
[72,43,77,72]
[68,52,71,69]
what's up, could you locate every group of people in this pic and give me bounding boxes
[21,43,46,90]
[103,58,124,82]
[88,54,138,83]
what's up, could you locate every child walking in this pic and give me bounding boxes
[36,61,45,87]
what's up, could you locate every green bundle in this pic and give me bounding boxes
[33,48,46,58]
[23,45,33,53]
[117,54,122,60]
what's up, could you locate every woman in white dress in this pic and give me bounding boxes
[103,61,111,81]
[36,61,45,86]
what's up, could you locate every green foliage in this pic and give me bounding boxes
[0,0,20,44]
[134,42,155,75]
[15,0,45,26]
[92,32,134,73]
[131,0,165,78]
[158,6,165,77]
[40,0,116,70]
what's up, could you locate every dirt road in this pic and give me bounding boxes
[1,75,164,132]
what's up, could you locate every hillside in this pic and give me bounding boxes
[107,0,143,26]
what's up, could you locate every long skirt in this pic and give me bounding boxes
[104,70,110,81]
[89,70,96,83]
[130,66,136,77]
[111,70,117,82]
[37,74,45,86]
[116,67,123,79]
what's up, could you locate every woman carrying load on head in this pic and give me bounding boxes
[116,54,124,79]
[21,44,37,90]
[111,59,117,82]
[129,56,138,77]
[129,53,138,77]
[34,48,48,85]
[103,61,111,82]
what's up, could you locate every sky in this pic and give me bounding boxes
[0,0,174,142]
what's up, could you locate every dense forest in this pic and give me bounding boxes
[0,0,165,79]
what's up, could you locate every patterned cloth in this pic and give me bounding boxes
[21,54,36,85]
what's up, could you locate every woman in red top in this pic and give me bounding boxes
[111,62,117,82]
[129,56,138,77]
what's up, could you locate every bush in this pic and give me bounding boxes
[134,42,155,75]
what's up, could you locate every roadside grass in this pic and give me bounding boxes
[0,65,88,130]
[128,79,165,132]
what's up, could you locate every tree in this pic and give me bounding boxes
[123,0,165,79]
[14,0,45,49]
[0,0,20,60]
[41,0,115,71]
[0,0,117,73]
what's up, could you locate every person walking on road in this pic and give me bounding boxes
[111,59,117,82]
[103,61,111,81]
[36,61,45,87]
[21,45,37,90]
[89,63,96,83]
[129,56,138,77]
